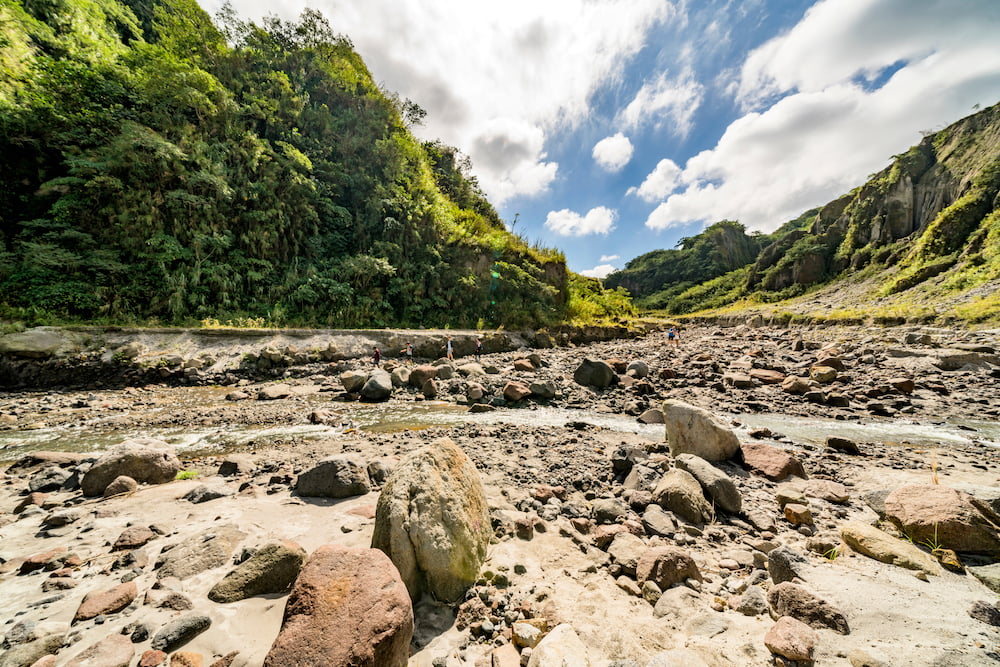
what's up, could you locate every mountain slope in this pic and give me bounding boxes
[0,0,633,328]
[636,101,1000,324]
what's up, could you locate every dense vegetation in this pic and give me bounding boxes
[610,101,1000,323]
[0,0,633,328]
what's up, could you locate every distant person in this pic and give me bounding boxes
[372,346,381,366]
[667,327,680,346]
[446,335,454,360]
[401,342,414,365]
[475,336,483,360]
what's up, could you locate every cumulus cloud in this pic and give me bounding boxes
[580,263,618,279]
[599,254,619,262]
[628,158,683,202]
[592,133,634,172]
[644,0,1000,232]
[544,207,617,236]
[210,0,677,206]
[619,69,704,136]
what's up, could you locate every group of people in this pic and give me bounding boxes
[371,335,483,367]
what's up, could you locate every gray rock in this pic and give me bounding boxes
[637,408,664,424]
[573,359,618,388]
[626,360,649,378]
[641,504,676,537]
[733,585,768,616]
[209,541,307,603]
[768,582,850,634]
[623,464,660,493]
[361,370,393,401]
[969,600,1000,626]
[295,455,371,498]
[662,400,740,462]
[80,439,181,496]
[258,383,292,400]
[652,469,714,524]
[150,614,212,652]
[607,533,646,577]
[29,467,72,493]
[155,525,246,580]
[969,563,1000,593]
[529,379,557,399]
[0,327,74,359]
[182,482,235,504]
[767,546,809,584]
[592,497,629,524]
[674,454,741,514]
[340,370,368,393]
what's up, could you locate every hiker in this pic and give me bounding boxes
[667,327,680,347]
[475,336,483,360]
[401,342,414,365]
[445,335,454,360]
[372,346,381,366]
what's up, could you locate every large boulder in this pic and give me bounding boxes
[764,616,817,663]
[155,525,247,580]
[408,364,438,388]
[73,582,137,624]
[674,454,741,514]
[768,582,849,634]
[739,442,806,481]
[80,439,181,496]
[372,438,491,602]
[209,541,307,603]
[884,484,1000,555]
[526,624,591,667]
[652,469,714,524]
[662,401,739,462]
[64,634,134,667]
[636,546,702,589]
[263,545,412,667]
[360,370,393,401]
[295,455,371,498]
[340,370,368,393]
[573,359,618,389]
[839,521,939,575]
[0,328,74,359]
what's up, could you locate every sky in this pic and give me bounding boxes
[205,0,1000,279]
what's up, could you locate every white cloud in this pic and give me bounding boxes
[620,69,704,136]
[592,133,634,172]
[599,254,619,262]
[645,0,1000,232]
[209,0,678,206]
[580,263,618,279]
[544,207,617,237]
[628,158,683,202]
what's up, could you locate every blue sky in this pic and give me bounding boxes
[209,0,1000,278]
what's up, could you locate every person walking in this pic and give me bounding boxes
[667,327,680,347]
[475,336,483,360]
[401,342,414,365]
[445,336,454,361]
[372,346,381,366]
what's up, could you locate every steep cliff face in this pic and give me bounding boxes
[744,101,1000,298]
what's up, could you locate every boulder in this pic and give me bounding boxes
[81,439,181,496]
[209,541,307,603]
[768,582,849,634]
[0,328,72,359]
[73,582,137,623]
[652,468,714,524]
[739,442,806,481]
[674,454,741,514]
[573,359,618,389]
[502,381,532,402]
[529,379,557,399]
[113,525,156,551]
[408,365,438,388]
[637,408,664,424]
[372,438,491,602]
[182,482,234,504]
[626,360,649,378]
[150,615,211,652]
[781,376,811,394]
[155,525,246,580]
[258,384,292,400]
[750,368,785,384]
[28,467,71,493]
[390,367,410,387]
[592,497,629,524]
[64,634,134,667]
[826,436,860,455]
[102,475,138,497]
[884,484,1000,555]
[263,545,412,667]
[767,546,810,584]
[360,370,393,401]
[810,365,838,383]
[839,521,939,574]
[764,616,817,663]
[607,533,647,577]
[340,370,368,393]
[295,455,371,498]
[526,624,591,667]
[636,546,702,589]
[662,400,740,462]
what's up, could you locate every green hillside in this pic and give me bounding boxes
[621,101,1000,325]
[0,0,633,328]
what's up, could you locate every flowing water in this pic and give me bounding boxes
[2,386,998,463]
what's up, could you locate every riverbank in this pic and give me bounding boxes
[2,324,1000,666]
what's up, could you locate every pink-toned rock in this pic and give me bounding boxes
[73,581,138,623]
[28,657,56,667]
[113,525,156,551]
[19,547,67,574]
[170,652,203,667]
[14,492,49,514]
[781,375,811,394]
[740,442,806,481]
[764,616,817,662]
[635,546,702,590]
[502,381,531,402]
[103,475,139,497]
[888,377,915,394]
[513,358,535,372]
[749,368,786,384]
[885,484,1000,555]
[65,633,135,667]
[783,503,813,526]
[592,524,628,550]
[140,650,168,667]
[492,643,521,667]
[263,545,413,667]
